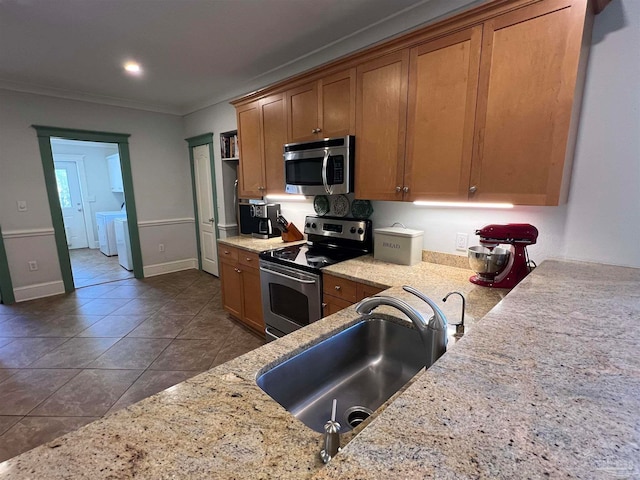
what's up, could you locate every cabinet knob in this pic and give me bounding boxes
[236,268,242,274]
[224,250,230,255]
[322,302,327,308]
[335,285,341,291]
[469,185,478,194]
[395,186,402,193]
[403,186,409,193]
[246,257,251,262]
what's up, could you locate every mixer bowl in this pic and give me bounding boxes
[468,246,510,277]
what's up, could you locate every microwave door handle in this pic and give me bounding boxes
[322,149,332,195]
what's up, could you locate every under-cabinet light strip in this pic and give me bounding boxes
[413,201,514,209]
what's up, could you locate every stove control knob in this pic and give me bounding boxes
[306,222,311,228]
[350,227,356,234]
[311,223,317,229]
[357,228,364,235]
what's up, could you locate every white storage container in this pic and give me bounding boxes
[374,225,424,266]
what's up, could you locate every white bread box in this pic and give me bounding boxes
[374,225,423,266]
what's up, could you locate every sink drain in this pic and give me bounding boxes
[345,406,373,428]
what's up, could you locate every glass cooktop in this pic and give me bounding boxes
[260,243,367,274]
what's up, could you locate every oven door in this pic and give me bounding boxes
[284,148,348,196]
[259,260,322,336]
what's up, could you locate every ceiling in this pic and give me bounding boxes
[0,0,479,115]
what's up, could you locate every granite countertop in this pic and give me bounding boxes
[218,235,305,253]
[1,259,638,478]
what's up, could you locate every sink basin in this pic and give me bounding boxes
[256,317,425,432]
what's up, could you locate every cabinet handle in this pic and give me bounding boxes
[335,285,341,291]
[316,128,322,133]
[469,185,478,194]
[395,186,402,193]
[403,186,409,193]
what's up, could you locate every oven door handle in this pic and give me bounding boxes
[322,149,333,195]
[259,266,318,284]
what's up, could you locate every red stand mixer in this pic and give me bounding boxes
[468,224,538,289]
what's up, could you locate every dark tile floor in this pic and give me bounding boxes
[0,269,265,462]
[69,248,134,288]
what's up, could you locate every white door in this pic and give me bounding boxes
[193,145,218,276]
[54,161,89,249]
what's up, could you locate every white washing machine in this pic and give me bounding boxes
[114,218,133,271]
[96,211,126,256]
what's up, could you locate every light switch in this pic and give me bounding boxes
[17,200,27,212]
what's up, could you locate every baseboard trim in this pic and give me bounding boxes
[14,280,65,302]
[143,258,198,277]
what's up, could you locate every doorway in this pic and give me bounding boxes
[186,133,219,276]
[33,126,144,293]
[0,225,16,304]
[51,140,134,288]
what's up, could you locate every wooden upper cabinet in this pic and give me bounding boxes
[404,26,482,202]
[355,51,410,201]
[286,82,319,143]
[470,0,589,205]
[261,93,287,194]
[319,68,356,138]
[236,101,264,198]
[237,94,287,197]
[286,69,355,143]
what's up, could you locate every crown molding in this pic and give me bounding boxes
[0,79,183,116]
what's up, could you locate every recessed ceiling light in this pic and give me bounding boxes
[124,62,142,75]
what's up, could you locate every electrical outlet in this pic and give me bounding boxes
[455,233,468,251]
[159,244,165,252]
[17,200,27,212]
[28,260,38,271]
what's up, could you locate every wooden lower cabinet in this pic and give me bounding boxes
[322,273,386,317]
[219,245,265,335]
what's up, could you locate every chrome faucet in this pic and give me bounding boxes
[355,285,448,369]
[443,291,466,339]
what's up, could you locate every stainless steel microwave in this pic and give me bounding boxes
[284,136,354,195]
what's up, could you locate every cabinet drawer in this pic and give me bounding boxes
[239,250,260,269]
[323,274,357,302]
[356,282,386,301]
[219,245,239,263]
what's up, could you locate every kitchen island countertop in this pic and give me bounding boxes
[1,258,638,478]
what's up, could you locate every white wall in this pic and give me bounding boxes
[0,89,197,292]
[184,0,640,269]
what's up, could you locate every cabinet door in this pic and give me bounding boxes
[355,50,410,201]
[405,26,482,202]
[286,82,319,143]
[323,294,353,317]
[319,69,355,138]
[237,100,264,197]
[471,0,586,205]
[220,260,243,319]
[240,266,265,334]
[260,93,287,195]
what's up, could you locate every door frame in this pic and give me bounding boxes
[185,133,219,271]
[0,225,16,304]
[53,155,95,249]
[33,125,144,293]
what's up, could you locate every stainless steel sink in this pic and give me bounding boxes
[256,317,424,433]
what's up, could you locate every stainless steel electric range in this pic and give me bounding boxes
[259,215,373,341]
